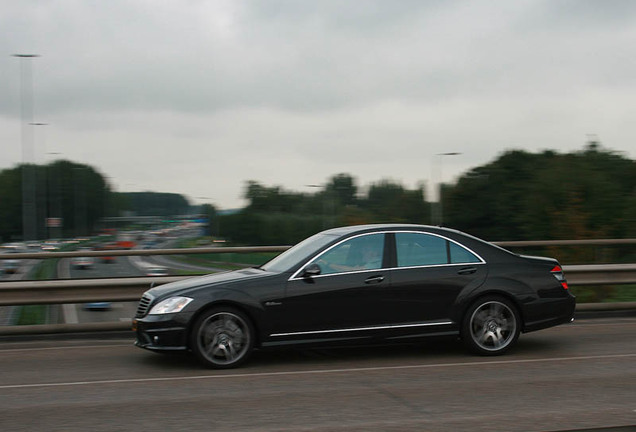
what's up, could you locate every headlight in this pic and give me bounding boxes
[149,296,193,315]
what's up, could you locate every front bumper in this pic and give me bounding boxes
[133,312,194,352]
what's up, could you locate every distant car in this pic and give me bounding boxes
[41,242,60,251]
[2,259,20,274]
[97,243,118,263]
[141,240,157,249]
[147,267,169,277]
[133,224,576,369]
[71,256,94,270]
[83,302,112,311]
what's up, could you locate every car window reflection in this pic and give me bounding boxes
[449,241,481,264]
[396,233,447,266]
[310,233,384,274]
[396,232,481,267]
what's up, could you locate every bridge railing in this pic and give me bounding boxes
[1,241,635,335]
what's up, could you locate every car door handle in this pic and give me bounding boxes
[458,267,477,275]
[365,275,385,284]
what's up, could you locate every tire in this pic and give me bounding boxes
[190,307,255,369]
[461,296,520,356]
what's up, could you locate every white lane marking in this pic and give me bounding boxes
[1,353,635,390]
[0,344,132,353]
[62,303,79,324]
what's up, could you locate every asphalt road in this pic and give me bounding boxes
[61,249,225,325]
[0,318,634,432]
[62,256,142,325]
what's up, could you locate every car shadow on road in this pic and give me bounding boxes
[134,334,566,371]
[134,337,477,371]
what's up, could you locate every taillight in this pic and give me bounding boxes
[551,265,569,290]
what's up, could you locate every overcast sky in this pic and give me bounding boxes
[2,0,636,209]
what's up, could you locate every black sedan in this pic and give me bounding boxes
[133,224,575,368]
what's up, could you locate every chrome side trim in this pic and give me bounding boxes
[270,320,454,338]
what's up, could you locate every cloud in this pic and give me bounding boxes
[2,1,636,208]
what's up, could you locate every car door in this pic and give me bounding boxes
[278,233,393,337]
[388,232,487,325]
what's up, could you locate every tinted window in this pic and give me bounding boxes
[261,233,337,273]
[396,233,448,267]
[449,242,481,264]
[310,233,384,275]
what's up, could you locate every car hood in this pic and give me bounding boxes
[146,267,274,298]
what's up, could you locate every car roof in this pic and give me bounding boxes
[319,224,515,258]
[321,224,458,236]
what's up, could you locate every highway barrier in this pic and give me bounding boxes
[1,242,635,336]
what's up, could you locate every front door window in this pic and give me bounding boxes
[310,233,385,275]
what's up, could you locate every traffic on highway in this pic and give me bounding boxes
[0,225,213,327]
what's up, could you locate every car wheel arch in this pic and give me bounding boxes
[460,293,523,355]
[456,290,525,329]
[186,301,261,350]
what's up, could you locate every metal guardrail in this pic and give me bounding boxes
[2,241,636,336]
[494,239,636,247]
[0,245,290,260]
[4,237,636,261]
[1,264,635,306]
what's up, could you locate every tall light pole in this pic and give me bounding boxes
[431,152,461,226]
[47,152,64,239]
[30,122,48,239]
[13,54,41,241]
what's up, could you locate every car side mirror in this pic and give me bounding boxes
[302,263,321,278]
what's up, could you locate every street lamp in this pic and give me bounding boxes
[46,152,64,239]
[29,122,48,162]
[30,122,48,239]
[431,152,461,226]
[13,54,41,241]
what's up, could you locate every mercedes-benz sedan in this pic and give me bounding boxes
[133,224,575,368]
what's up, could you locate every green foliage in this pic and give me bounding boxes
[0,160,115,241]
[16,305,46,325]
[0,160,196,242]
[3,144,636,251]
[445,144,636,243]
[117,192,191,216]
[362,180,428,223]
[0,166,22,241]
[218,143,636,247]
[219,174,429,245]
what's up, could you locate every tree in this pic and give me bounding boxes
[361,180,428,224]
[445,145,636,243]
[325,173,358,207]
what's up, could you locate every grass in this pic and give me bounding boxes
[170,237,278,270]
[17,254,60,325]
[27,257,59,280]
[569,285,636,303]
[16,305,47,326]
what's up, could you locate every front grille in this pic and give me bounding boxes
[136,294,154,317]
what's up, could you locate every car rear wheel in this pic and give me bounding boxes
[462,296,520,356]
[191,307,254,369]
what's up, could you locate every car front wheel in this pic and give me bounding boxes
[191,307,254,369]
[462,296,520,356]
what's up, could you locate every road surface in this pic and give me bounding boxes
[0,317,634,431]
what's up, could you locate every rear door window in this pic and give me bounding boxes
[395,232,481,267]
[395,233,448,267]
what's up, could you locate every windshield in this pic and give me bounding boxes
[261,232,338,273]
